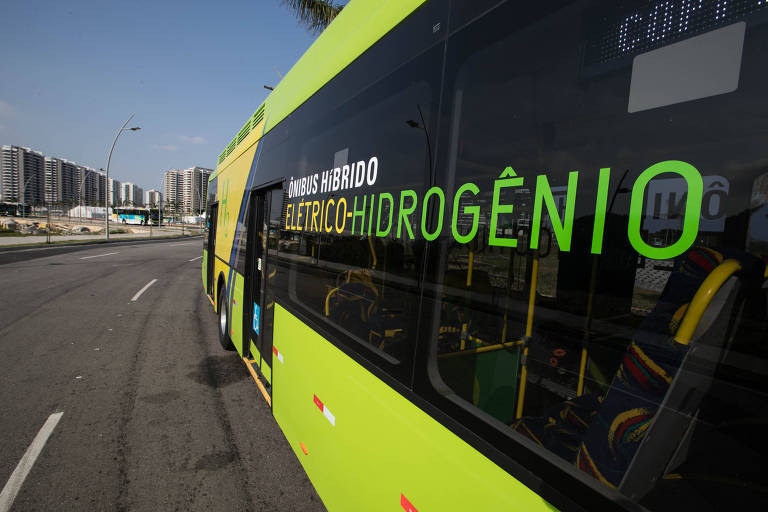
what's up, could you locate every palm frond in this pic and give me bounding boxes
[282,0,344,33]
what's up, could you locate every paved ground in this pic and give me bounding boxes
[0,239,325,511]
[0,218,203,247]
[0,230,197,246]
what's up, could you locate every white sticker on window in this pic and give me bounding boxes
[628,22,745,113]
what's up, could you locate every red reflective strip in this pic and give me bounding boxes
[313,394,324,411]
[401,494,418,512]
[273,346,278,356]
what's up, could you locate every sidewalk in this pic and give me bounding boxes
[0,232,195,247]
[0,216,204,248]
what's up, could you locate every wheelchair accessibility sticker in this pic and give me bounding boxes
[253,303,260,334]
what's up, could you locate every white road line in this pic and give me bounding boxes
[188,255,203,262]
[169,242,195,247]
[131,279,158,302]
[80,252,118,260]
[0,412,64,512]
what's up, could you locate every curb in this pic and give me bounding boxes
[0,234,203,253]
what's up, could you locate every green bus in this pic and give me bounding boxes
[203,1,768,510]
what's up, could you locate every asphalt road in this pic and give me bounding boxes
[0,239,325,511]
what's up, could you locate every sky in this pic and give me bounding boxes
[0,0,325,192]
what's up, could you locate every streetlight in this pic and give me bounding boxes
[20,173,36,219]
[74,167,101,223]
[193,171,205,234]
[105,114,140,241]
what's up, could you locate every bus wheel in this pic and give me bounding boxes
[218,287,234,351]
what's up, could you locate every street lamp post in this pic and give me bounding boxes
[105,114,140,241]
[20,174,36,219]
[76,167,100,224]
[193,172,204,234]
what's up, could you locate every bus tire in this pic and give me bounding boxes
[218,286,235,351]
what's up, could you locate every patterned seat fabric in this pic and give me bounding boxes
[515,247,762,488]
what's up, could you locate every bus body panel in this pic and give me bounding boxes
[210,136,261,358]
[213,140,261,266]
[230,271,245,355]
[202,249,207,292]
[272,304,557,512]
[213,258,229,311]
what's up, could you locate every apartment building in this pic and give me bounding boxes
[108,178,121,207]
[78,167,105,205]
[162,166,211,214]
[44,157,80,204]
[1,145,45,204]
[120,182,144,206]
[145,189,162,207]
[0,144,147,209]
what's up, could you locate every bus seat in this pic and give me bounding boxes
[511,247,765,497]
[324,267,410,359]
[576,247,765,496]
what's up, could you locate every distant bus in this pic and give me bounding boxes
[113,207,163,226]
[148,207,163,226]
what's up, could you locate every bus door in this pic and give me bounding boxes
[244,188,271,384]
[206,202,218,296]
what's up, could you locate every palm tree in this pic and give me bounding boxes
[281,0,344,33]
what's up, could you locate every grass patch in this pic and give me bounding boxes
[0,229,25,237]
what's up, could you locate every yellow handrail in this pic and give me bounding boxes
[516,254,539,419]
[438,339,524,359]
[466,250,474,287]
[577,255,600,396]
[324,287,340,316]
[673,259,742,345]
[367,236,377,269]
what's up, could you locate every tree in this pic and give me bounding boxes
[281,0,343,33]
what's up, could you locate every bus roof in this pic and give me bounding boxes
[214,0,426,175]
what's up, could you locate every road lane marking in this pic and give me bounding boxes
[169,242,195,246]
[188,255,202,262]
[80,252,118,260]
[0,412,64,512]
[131,279,158,302]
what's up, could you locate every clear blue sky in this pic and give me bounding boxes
[0,0,326,191]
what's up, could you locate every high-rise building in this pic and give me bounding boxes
[145,189,162,207]
[108,178,121,207]
[1,145,45,204]
[162,167,212,215]
[78,166,103,205]
[120,182,144,206]
[162,170,179,211]
[1,144,140,209]
[44,157,79,205]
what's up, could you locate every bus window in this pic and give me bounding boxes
[427,1,768,509]
[272,45,443,384]
[749,172,768,258]
[234,193,249,273]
